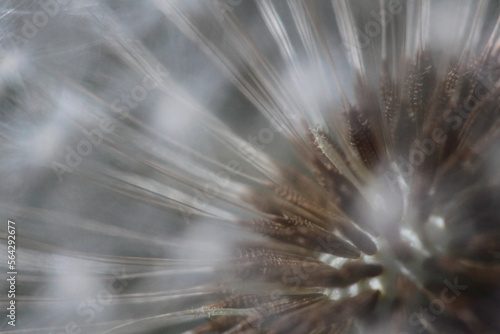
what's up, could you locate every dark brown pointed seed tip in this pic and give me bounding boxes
[342,263,384,283]
[350,289,381,318]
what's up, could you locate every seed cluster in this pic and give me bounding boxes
[192,38,500,334]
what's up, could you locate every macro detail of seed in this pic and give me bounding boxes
[1,1,500,333]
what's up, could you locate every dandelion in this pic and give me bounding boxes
[1,0,500,333]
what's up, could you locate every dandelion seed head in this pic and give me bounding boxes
[2,0,500,333]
